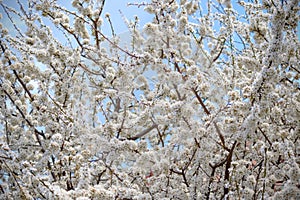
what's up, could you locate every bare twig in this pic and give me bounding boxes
[128,124,158,140]
[192,88,228,150]
[192,88,210,115]
[258,126,273,147]
[222,141,237,199]
[206,158,227,200]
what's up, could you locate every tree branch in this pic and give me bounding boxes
[222,141,237,199]
[128,124,158,140]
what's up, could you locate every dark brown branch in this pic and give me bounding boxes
[0,41,36,121]
[156,125,167,147]
[213,122,226,150]
[12,70,33,101]
[192,88,210,115]
[0,155,12,160]
[290,65,300,74]
[182,169,189,188]
[116,107,126,139]
[87,0,106,49]
[212,44,224,63]
[170,168,190,188]
[192,88,228,151]
[2,89,45,151]
[206,158,227,200]
[97,169,107,184]
[183,148,198,171]
[210,38,226,67]
[222,141,237,199]
[171,52,182,73]
[253,159,264,200]
[258,126,273,147]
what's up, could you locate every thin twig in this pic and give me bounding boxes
[128,124,158,140]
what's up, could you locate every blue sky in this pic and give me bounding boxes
[1,0,299,39]
[0,0,152,38]
[58,0,153,35]
[96,0,152,34]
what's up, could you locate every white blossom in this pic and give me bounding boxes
[0,0,299,199]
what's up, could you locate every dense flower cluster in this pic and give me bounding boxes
[0,0,299,199]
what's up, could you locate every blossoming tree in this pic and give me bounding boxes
[0,0,299,199]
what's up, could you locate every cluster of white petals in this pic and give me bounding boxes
[0,0,299,199]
